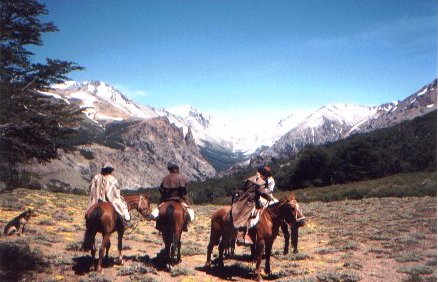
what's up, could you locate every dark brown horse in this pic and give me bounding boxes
[82,195,150,272]
[157,200,187,270]
[205,193,305,281]
[280,220,303,254]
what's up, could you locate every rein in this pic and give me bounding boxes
[265,199,305,225]
[265,200,285,222]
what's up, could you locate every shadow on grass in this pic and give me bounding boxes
[195,253,255,280]
[72,255,115,275]
[197,263,255,281]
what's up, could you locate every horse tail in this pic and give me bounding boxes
[82,207,101,251]
[165,204,176,243]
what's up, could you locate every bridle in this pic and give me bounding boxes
[127,195,149,234]
[292,200,305,222]
[137,196,148,213]
[278,199,305,226]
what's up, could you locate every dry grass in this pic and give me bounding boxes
[0,188,436,281]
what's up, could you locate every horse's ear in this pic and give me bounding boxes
[289,193,296,201]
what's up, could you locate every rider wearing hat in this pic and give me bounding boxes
[86,162,131,226]
[149,161,195,228]
[232,165,275,246]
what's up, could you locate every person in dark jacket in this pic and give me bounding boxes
[149,161,195,225]
[232,166,273,245]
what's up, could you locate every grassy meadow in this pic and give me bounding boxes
[0,172,436,281]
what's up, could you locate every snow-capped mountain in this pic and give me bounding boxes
[158,105,234,150]
[347,79,437,135]
[261,104,377,158]
[44,81,159,122]
[259,79,437,161]
[43,79,437,171]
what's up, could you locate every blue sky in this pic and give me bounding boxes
[33,0,437,120]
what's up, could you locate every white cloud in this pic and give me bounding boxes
[114,84,148,99]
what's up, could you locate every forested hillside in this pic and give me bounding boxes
[181,110,436,204]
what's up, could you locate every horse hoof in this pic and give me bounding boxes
[165,264,172,271]
[204,261,211,268]
[293,249,298,254]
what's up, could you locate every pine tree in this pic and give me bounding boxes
[0,0,84,189]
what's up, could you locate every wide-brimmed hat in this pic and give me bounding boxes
[167,161,179,170]
[257,165,271,177]
[102,162,114,170]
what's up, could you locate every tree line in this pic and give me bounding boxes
[187,110,436,204]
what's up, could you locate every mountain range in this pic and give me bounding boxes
[26,78,436,192]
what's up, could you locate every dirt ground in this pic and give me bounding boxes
[0,189,436,282]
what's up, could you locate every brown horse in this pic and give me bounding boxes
[206,209,302,265]
[157,200,187,270]
[205,206,236,268]
[82,195,150,272]
[205,193,305,281]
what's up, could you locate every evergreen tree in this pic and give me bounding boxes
[0,0,84,188]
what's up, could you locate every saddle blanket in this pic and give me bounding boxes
[248,197,279,228]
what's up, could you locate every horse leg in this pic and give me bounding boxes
[177,240,182,264]
[218,236,228,268]
[280,222,290,255]
[91,240,97,271]
[105,241,111,259]
[84,229,97,271]
[205,240,215,268]
[205,226,221,268]
[291,224,299,254]
[172,225,183,264]
[98,234,110,273]
[264,241,273,276]
[164,241,172,271]
[117,228,124,265]
[170,239,176,265]
[255,239,265,282]
[230,230,236,255]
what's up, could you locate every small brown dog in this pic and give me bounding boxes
[3,209,36,236]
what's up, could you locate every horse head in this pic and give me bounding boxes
[282,193,305,227]
[137,195,151,218]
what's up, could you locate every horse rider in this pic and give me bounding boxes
[149,161,195,230]
[86,162,132,227]
[232,165,274,246]
[258,165,279,204]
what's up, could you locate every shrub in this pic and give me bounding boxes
[397,265,433,275]
[0,239,49,276]
[65,241,83,251]
[316,271,361,282]
[170,266,194,277]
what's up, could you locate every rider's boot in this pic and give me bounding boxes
[122,213,134,229]
[147,207,159,221]
[236,230,253,246]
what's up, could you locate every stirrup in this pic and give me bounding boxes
[123,219,135,229]
[236,234,253,246]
